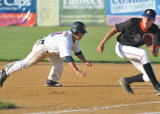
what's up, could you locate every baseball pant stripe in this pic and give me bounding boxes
[118,44,144,64]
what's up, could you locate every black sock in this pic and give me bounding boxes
[125,74,144,84]
[143,63,159,88]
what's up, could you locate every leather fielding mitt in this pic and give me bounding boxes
[143,33,158,52]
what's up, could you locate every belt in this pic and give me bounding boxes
[40,39,49,53]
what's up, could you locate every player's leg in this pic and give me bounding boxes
[45,53,64,87]
[116,42,143,94]
[128,59,160,95]
[128,49,160,95]
[0,44,48,87]
[143,63,160,95]
[120,60,146,94]
[116,42,160,95]
[5,44,48,75]
[130,59,155,82]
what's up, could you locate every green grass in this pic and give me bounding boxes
[0,101,16,109]
[0,26,159,63]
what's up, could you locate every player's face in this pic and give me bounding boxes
[142,17,155,29]
[74,32,85,40]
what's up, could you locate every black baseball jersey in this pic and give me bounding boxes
[115,18,160,47]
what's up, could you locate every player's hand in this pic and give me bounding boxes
[85,62,95,69]
[76,70,86,77]
[148,45,159,57]
[148,45,155,52]
[97,43,104,54]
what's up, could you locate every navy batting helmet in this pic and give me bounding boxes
[71,21,88,35]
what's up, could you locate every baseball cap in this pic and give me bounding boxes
[142,9,156,19]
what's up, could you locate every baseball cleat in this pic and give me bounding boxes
[155,90,160,96]
[45,79,62,87]
[119,78,134,94]
[154,84,160,96]
[0,69,8,88]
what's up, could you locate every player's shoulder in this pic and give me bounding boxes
[147,23,160,35]
[130,18,141,21]
[62,31,72,37]
[117,18,141,26]
[48,31,72,38]
[152,23,160,29]
[129,18,141,23]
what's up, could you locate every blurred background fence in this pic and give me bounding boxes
[0,0,160,27]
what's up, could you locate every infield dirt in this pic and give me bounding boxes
[0,62,160,114]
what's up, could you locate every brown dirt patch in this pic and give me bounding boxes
[0,62,160,114]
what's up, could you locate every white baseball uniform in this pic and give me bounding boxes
[114,18,160,83]
[115,42,156,82]
[5,31,81,81]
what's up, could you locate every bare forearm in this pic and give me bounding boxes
[77,54,86,63]
[97,27,117,53]
[152,49,159,57]
[77,54,95,68]
[68,62,86,77]
[68,62,79,72]
[100,27,117,45]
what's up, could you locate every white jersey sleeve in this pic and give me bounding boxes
[71,40,81,53]
[58,36,72,58]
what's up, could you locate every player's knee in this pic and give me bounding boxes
[140,50,150,64]
[22,63,30,68]
[22,61,33,68]
[53,65,64,72]
[140,50,148,57]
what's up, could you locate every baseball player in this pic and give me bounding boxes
[0,21,95,87]
[97,9,160,96]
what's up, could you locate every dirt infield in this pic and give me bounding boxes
[0,62,160,114]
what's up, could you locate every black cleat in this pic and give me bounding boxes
[0,69,8,87]
[119,78,134,94]
[154,84,160,96]
[45,79,62,87]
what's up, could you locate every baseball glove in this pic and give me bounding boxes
[142,33,158,52]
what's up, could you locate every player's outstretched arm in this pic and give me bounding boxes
[68,62,86,77]
[97,27,117,54]
[65,56,86,77]
[76,53,95,69]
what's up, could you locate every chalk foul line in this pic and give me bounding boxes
[27,101,160,114]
